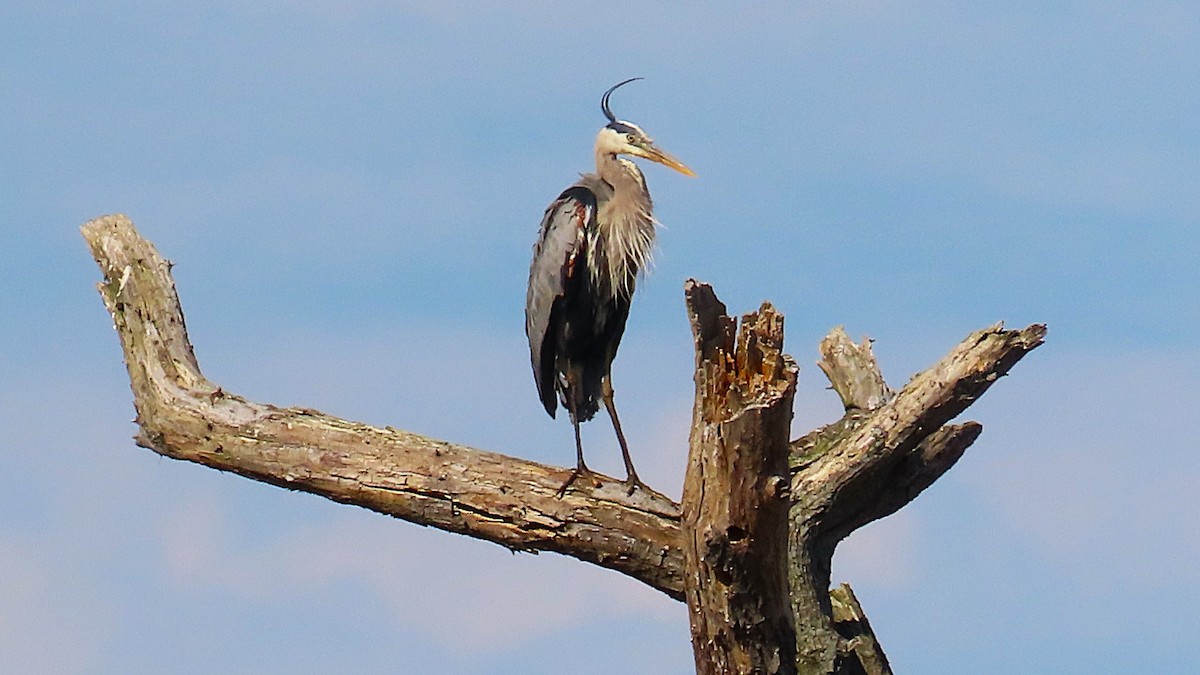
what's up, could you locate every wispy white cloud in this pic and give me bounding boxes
[964,348,1200,590]
[158,492,677,651]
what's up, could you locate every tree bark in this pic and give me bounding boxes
[83,213,1045,672]
[682,282,798,674]
[82,214,686,597]
[786,324,1043,673]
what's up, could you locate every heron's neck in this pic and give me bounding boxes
[596,150,648,198]
[590,151,656,299]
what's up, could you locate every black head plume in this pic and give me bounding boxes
[601,77,643,124]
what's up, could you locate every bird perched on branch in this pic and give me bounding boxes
[525,78,695,496]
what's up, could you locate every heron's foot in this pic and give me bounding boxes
[556,465,601,498]
[622,472,650,496]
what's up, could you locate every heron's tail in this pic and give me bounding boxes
[559,366,603,423]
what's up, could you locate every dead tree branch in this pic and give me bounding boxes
[82,214,686,598]
[788,322,1045,672]
[84,213,1044,673]
[682,282,798,674]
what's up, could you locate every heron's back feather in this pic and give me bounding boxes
[525,177,640,422]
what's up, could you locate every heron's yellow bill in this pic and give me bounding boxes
[643,146,696,177]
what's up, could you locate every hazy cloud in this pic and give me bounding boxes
[158,492,676,651]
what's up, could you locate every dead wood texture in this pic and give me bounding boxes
[82,214,685,597]
[682,282,798,674]
[83,214,1045,673]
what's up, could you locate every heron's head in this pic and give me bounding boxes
[595,78,696,177]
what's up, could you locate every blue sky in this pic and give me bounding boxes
[2,2,1197,673]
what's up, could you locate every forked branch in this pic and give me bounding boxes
[788,323,1044,672]
[84,213,1043,674]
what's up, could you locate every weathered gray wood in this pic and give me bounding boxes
[830,584,891,674]
[84,213,1045,673]
[789,321,1045,673]
[817,328,892,411]
[82,214,686,598]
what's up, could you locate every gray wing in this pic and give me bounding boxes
[526,187,595,417]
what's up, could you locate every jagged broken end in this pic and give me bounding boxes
[684,282,798,424]
[684,279,736,364]
[817,326,892,411]
[789,321,1045,673]
[82,213,210,404]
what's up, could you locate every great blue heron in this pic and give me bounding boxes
[525,78,695,495]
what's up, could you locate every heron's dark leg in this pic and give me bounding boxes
[554,410,590,498]
[572,411,588,474]
[602,375,646,494]
[556,370,599,497]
